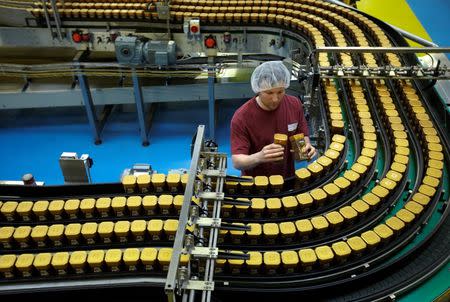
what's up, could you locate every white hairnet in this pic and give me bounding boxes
[250,61,291,94]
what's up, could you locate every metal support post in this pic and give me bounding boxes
[49,0,64,41]
[41,0,54,38]
[207,66,216,140]
[77,72,102,145]
[165,125,205,301]
[132,68,149,146]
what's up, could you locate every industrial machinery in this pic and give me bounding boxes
[0,0,449,301]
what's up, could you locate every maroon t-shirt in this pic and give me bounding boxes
[231,94,309,177]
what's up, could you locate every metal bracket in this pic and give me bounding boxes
[197,217,221,228]
[201,169,227,178]
[156,3,170,20]
[183,280,215,291]
[191,247,218,259]
[198,192,224,201]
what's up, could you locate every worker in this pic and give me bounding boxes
[230,61,316,177]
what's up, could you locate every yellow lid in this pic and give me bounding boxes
[0,254,16,271]
[47,224,64,239]
[181,174,189,185]
[31,225,49,240]
[123,248,140,264]
[372,185,389,198]
[362,192,380,207]
[142,195,158,208]
[180,253,190,266]
[315,246,334,262]
[16,254,34,270]
[16,201,33,215]
[351,199,369,214]
[332,134,346,144]
[240,176,254,188]
[386,170,402,183]
[105,249,122,265]
[1,201,18,215]
[396,146,410,156]
[64,199,80,214]
[114,220,131,236]
[69,251,87,267]
[423,176,440,188]
[264,251,281,267]
[166,173,181,186]
[246,251,262,267]
[311,216,329,232]
[323,183,340,196]
[152,173,166,186]
[373,224,394,239]
[385,216,405,232]
[281,196,297,210]
[122,175,137,186]
[98,221,114,236]
[418,184,436,197]
[396,209,415,223]
[339,206,357,220]
[157,248,173,264]
[361,124,376,133]
[164,219,178,233]
[363,132,377,141]
[32,200,49,215]
[111,196,126,210]
[296,193,313,207]
[361,230,380,247]
[361,148,376,158]
[64,223,81,239]
[269,175,284,187]
[52,252,69,269]
[404,201,424,216]
[279,222,296,236]
[357,155,373,167]
[356,104,369,112]
[333,177,351,189]
[228,251,245,266]
[250,198,265,211]
[344,170,360,182]
[391,123,404,132]
[428,159,443,170]
[81,222,97,237]
[391,162,407,174]
[80,198,95,212]
[13,226,32,241]
[274,133,288,145]
[159,195,173,208]
[393,130,407,139]
[324,149,339,160]
[0,226,14,241]
[130,220,147,233]
[172,195,184,209]
[347,236,367,252]
[428,151,444,161]
[325,211,344,225]
[352,163,367,176]
[317,156,332,167]
[246,223,262,237]
[140,248,157,264]
[229,223,245,236]
[33,253,52,269]
[266,198,281,211]
[127,196,142,209]
[263,223,279,237]
[254,176,269,187]
[331,241,351,257]
[331,120,345,130]
[295,219,313,234]
[96,197,111,211]
[364,140,377,150]
[310,188,327,202]
[137,174,151,185]
[411,192,431,206]
[307,162,324,174]
[48,200,64,214]
[295,168,311,180]
[380,178,397,191]
[298,248,317,265]
[148,219,164,234]
[281,250,299,266]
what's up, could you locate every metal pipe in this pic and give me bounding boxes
[314,46,450,54]
[40,0,53,39]
[49,0,63,41]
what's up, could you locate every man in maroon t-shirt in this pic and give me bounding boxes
[230,61,316,178]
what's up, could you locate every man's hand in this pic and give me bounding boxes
[257,143,285,163]
[303,143,317,160]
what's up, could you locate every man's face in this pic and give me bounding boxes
[258,87,286,111]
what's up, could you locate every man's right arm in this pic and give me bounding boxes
[232,143,285,171]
